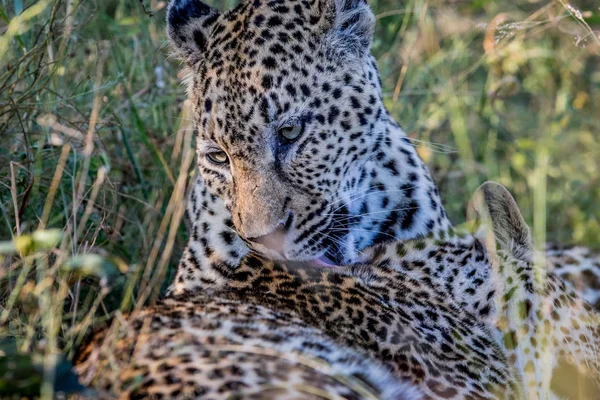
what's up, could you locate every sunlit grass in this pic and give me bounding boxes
[0,0,599,397]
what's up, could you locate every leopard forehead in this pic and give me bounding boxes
[168,0,379,149]
[189,1,379,152]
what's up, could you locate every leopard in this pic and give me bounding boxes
[75,179,600,399]
[74,0,600,398]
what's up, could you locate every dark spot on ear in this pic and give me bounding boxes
[204,12,219,27]
[193,29,206,49]
[169,0,215,30]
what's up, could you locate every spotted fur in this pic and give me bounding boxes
[80,240,510,398]
[75,296,419,400]
[547,245,600,309]
[75,0,600,398]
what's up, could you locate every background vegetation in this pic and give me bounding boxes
[0,0,598,397]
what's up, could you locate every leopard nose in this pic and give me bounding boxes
[247,213,293,253]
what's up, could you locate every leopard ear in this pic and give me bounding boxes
[313,0,376,57]
[167,0,221,64]
[467,181,533,262]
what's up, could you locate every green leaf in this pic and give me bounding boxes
[0,229,62,256]
[61,254,128,282]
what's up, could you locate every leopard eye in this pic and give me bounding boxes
[207,150,228,165]
[278,122,304,143]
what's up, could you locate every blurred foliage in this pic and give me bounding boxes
[370,0,600,247]
[0,338,85,397]
[0,0,599,397]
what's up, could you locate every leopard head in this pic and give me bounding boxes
[168,0,447,264]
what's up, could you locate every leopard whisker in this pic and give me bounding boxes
[327,227,403,243]
[326,184,419,208]
[328,187,419,214]
[403,137,457,154]
[325,205,420,218]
